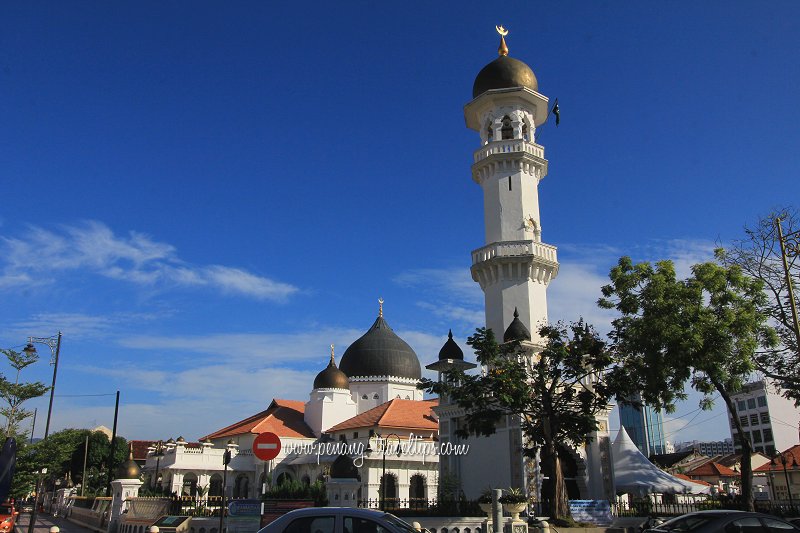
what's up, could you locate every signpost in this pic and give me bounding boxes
[252,432,281,461]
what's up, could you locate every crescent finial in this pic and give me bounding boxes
[496,25,509,56]
[496,25,508,37]
[378,297,384,317]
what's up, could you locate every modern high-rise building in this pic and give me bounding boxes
[618,394,667,457]
[729,380,799,455]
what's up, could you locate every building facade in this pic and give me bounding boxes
[618,394,667,457]
[729,380,799,456]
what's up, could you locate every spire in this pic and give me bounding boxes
[496,25,509,56]
[378,297,384,318]
[329,344,336,366]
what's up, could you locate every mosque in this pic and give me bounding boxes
[142,27,613,507]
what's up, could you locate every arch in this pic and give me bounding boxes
[200,529,206,533]
[486,122,494,143]
[380,472,398,509]
[233,473,250,498]
[182,472,198,496]
[409,473,426,509]
[373,393,379,400]
[362,394,368,400]
[301,475,311,486]
[522,123,529,142]
[501,115,513,140]
[276,472,293,486]
[209,473,223,497]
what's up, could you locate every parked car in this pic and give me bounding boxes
[644,511,800,533]
[258,508,421,533]
[0,501,17,533]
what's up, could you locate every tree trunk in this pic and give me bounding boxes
[544,440,572,521]
[715,381,754,511]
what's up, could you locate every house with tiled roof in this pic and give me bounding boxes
[754,444,800,503]
[141,307,444,506]
[685,461,740,494]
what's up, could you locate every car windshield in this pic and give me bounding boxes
[655,515,721,532]
[382,514,419,533]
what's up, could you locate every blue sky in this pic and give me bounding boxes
[1,1,799,444]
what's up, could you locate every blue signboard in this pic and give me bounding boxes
[568,500,612,526]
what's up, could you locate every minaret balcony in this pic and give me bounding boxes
[472,240,557,265]
[471,240,559,287]
[473,139,544,164]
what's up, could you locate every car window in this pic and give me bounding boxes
[658,516,717,532]
[761,518,798,533]
[382,515,419,533]
[344,517,390,533]
[725,517,766,533]
[284,516,336,533]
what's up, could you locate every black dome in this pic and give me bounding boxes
[330,454,360,480]
[438,330,464,361]
[314,355,350,390]
[503,308,532,342]
[473,55,538,99]
[340,315,421,380]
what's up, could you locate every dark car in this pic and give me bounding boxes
[258,508,421,533]
[645,511,799,533]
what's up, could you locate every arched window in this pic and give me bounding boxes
[362,394,368,400]
[373,393,379,400]
[276,472,293,486]
[380,473,398,509]
[209,474,223,497]
[486,123,494,143]
[522,123,529,141]
[182,472,198,496]
[301,475,311,486]
[233,474,250,498]
[501,116,513,140]
[410,474,426,508]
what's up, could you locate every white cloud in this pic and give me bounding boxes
[8,311,170,341]
[0,221,298,301]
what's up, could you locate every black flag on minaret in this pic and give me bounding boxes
[552,99,560,127]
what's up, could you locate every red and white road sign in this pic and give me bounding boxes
[252,432,281,461]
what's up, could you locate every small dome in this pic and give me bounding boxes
[116,445,141,480]
[503,308,532,342]
[438,330,464,361]
[473,32,537,98]
[176,436,186,443]
[314,351,350,390]
[340,310,421,380]
[329,454,360,480]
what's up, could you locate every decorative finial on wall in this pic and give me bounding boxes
[496,25,509,56]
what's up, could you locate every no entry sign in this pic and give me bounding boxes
[252,432,281,461]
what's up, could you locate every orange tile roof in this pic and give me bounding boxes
[754,445,800,472]
[686,461,739,477]
[674,473,711,486]
[201,399,315,440]
[326,399,438,432]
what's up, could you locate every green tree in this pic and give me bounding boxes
[599,255,777,511]
[419,323,612,521]
[0,349,49,439]
[16,429,128,497]
[719,207,800,402]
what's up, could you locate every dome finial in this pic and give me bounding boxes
[330,344,336,365]
[496,25,509,56]
[378,297,384,317]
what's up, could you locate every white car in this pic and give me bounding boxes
[258,508,421,533]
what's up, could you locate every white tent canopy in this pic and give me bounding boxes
[612,427,711,496]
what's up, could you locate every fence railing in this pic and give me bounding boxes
[358,499,484,517]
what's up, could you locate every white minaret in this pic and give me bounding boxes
[465,27,559,342]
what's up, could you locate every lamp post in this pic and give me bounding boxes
[151,441,165,491]
[24,332,62,533]
[771,451,798,510]
[366,432,402,511]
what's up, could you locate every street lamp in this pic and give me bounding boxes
[366,432,402,511]
[151,441,166,492]
[771,451,798,511]
[24,332,62,533]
